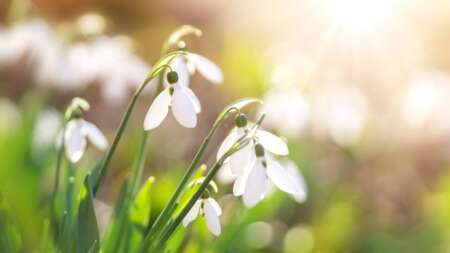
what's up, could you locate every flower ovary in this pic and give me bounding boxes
[167,71,179,84]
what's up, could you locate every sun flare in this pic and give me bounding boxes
[320,0,394,31]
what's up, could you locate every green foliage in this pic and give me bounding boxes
[77,175,100,253]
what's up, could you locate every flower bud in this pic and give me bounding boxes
[235,113,248,128]
[167,71,179,84]
[65,97,90,121]
[254,143,265,157]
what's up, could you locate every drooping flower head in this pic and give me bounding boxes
[162,26,223,87]
[143,26,223,130]
[166,50,223,88]
[144,70,201,130]
[63,97,108,163]
[182,179,222,236]
[217,113,307,207]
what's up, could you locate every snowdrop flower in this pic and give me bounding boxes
[182,181,222,237]
[0,19,64,87]
[217,114,305,207]
[165,45,223,88]
[88,36,151,103]
[60,36,151,102]
[63,98,108,163]
[238,143,305,207]
[144,71,201,130]
[33,109,62,149]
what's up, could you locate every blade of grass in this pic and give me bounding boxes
[77,175,100,253]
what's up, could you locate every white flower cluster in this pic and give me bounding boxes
[0,19,150,103]
[34,29,306,238]
[217,118,307,207]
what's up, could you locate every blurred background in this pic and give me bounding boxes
[1,0,450,252]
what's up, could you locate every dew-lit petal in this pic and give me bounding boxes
[256,130,289,155]
[203,199,221,236]
[266,157,297,195]
[188,53,223,84]
[64,120,87,163]
[206,198,222,216]
[82,120,108,150]
[143,88,171,130]
[216,163,237,184]
[182,200,202,227]
[243,162,268,207]
[229,142,254,175]
[284,160,308,203]
[171,85,198,128]
[185,87,201,113]
[233,170,249,196]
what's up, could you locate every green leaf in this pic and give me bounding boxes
[162,25,202,52]
[77,175,100,253]
[101,179,130,253]
[0,198,21,252]
[130,176,154,227]
[40,219,57,253]
[127,177,155,251]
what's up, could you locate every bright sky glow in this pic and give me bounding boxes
[320,0,394,30]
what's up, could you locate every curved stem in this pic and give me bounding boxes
[129,71,165,196]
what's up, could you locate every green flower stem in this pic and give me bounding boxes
[50,124,65,225]
[92,77,150,195]
[129,71,165,196]
[93,51,186,195]
[106,69,166,253]
[139,107,238,253]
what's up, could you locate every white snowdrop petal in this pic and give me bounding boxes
[206,198,222,216]
[216,163,237,184]
[182,200,202,227]
[243,162,268,207]
[143,88,171,130]
[185,87,201,113]
[82,120,108,150]
[203,199,221,236]
[171,85,198,128]
[256,130,289,155]
[217,128,239,160]
[64,120,87,163]
[285,160,308,203]
[188,53,223,84]
[229,142,253,175]
[266,157,298,195]
[171,56,190,87]
[233,171,249,196]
